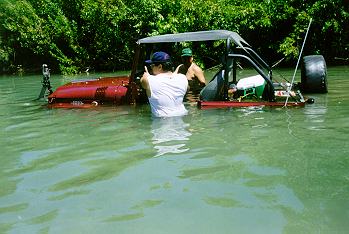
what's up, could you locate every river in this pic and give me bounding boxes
[0,66,348,234]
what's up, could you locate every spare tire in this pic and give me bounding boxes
[301,55,328,93]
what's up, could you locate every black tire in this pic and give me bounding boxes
[301,55,328,93]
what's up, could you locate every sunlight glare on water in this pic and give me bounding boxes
[0,67,348,234]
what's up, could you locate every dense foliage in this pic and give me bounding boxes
[0,0,348,74]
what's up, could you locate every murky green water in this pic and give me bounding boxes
[0,66,348,234]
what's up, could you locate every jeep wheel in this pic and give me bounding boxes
[301,55,328,93]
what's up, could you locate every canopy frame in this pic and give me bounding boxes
[129,30,275,103]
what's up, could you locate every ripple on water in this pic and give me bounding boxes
[1,68,349,233]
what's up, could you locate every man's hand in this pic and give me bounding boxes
[140,66,151,97]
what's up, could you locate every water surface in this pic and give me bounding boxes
[0,67,348,234]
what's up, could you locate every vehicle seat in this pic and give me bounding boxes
[199,70,224,101]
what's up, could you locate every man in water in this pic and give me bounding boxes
[177,48,206,93]
[141,51,188,117]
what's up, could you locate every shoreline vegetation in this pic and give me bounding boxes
[0,0,348,75]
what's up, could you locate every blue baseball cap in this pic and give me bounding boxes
[145,51,171,64]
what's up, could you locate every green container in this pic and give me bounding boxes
[236,75,266,98]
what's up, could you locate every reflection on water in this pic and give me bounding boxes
[151,116,192,157]
[1,67,349,233]
[184,91,201,105]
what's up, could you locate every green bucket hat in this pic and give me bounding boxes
[181,48,193,57]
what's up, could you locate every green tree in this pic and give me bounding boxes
[0,0,348,74]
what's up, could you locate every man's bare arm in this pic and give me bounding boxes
[193,64,206,85]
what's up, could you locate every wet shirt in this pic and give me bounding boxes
[147,73,188,117]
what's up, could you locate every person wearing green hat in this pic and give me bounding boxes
[177,48,206,93]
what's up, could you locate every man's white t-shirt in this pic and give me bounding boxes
[147,73,188,117]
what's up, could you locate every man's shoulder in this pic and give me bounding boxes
[191,63,203,72]
[146,74,157,81]
[174,73,188,81]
